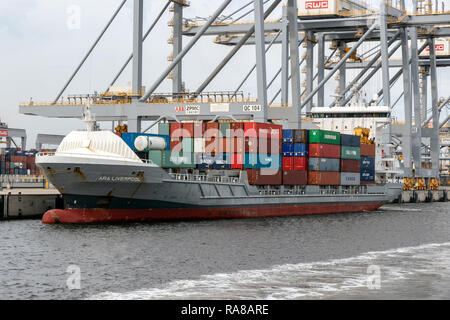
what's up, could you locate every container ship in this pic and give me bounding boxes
[36,117,402,224]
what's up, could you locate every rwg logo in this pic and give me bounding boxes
[305,0,329,9]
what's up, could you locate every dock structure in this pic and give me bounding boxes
[18,0,450,188]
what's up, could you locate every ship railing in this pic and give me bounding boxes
[169,173,241,184]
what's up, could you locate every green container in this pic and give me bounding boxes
[149,150,162,167]
[158,123,170,136]
[219,122,231,137]
[182,138,194,153]
[309,130,341,145]
[161,151,195,168]
[341,146,361,160]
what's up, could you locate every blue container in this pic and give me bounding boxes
[361,170,375,181]
[282,129,294,143]
[122,132,171,151]
[360,156,375,170]
[282,143,294,157]
[196,154,230,169]
[244,154,281,170]
[341,134,361,147]
[293,143,308,157]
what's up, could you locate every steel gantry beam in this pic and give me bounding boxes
[253,0,268,118]
[132,0,143,95]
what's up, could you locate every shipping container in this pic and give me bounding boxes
[230,122,244,138]
[244,122,282,139]
[182,123,194,138]
[170,139,183,152]
[149,150,162,166]
[161,151,195,168]
[309,130,341,145]
[219,122,231,138]
[194,138,206,153]
[340,134,361,147]
[245,137,258,154]
[340,159,360,173]
[230,137,244,154]
[293,129,308,144]
[244,154,281,170]
[282,143,294,157]
[341,146,361,160]
[360,156,375,170]
[308,171,340,185]
[361,171,375,182]
[231,153,244,169]
[205,138,218,154]
[194,122,205,138]
[282,129,294,143]
[182,138,194,153]
[169,122,183,138]
[293,157,308,171]
[282,157,294,171]
[360,143,376,157]
[282,170,308,185]
[205,122,219,139]
[309,143,340,158]
[308,157,340,172]
[293,143,308,157]
[340,172,360,186]
[247,169,282,185]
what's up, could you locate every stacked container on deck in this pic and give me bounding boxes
[281,129,308,185]
[340,134,361,186]
[360,140,376,184]
[0,148,40,175]
[307,130,341,185]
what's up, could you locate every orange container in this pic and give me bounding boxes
[308,171,340,185]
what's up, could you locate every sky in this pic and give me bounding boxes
[0,0,449,149]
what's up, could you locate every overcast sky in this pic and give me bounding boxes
[0,0,449,149]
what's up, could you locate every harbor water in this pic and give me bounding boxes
[0,202,449,300]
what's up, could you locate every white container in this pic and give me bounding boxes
[419,39,450,57]
[298,0,367,18]
[194,138,205,153]
[340,172,361,186]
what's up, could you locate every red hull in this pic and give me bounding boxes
[42,202,385,224]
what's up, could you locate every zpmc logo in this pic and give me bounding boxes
[426,44,445,52]
[305,0,329,9]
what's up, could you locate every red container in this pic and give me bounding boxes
[230,122,244,131]
[340,159,360,173]
[205,122,219,139]
[282,157,294,171]
[230,138,244,153]
[283,170,308,185]
[360,143,376,157]
[219,138,231,154]
[258,139,281,155]
[194,122,206,138]
[170,123,183,138]
[170,139,183,152]
[182,123,194,138]
[309,143,340,158]
[244,122,282,139]
[231,153,244,169]
[247,169,282,185]
[245,137,258,154]
[205,138,218,154]
[361,181,376,185]
[293,157,308,171]
[308,171,340,185]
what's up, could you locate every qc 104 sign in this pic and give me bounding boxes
[243,105,262,112]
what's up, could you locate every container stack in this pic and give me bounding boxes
[307,130,341,185]
[244,122,282,185]
[340,134,361,186]
[0,148,41,175]
[282,129,309,185]
[360,141,376,184]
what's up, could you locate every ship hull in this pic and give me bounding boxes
[43,202,385,224]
